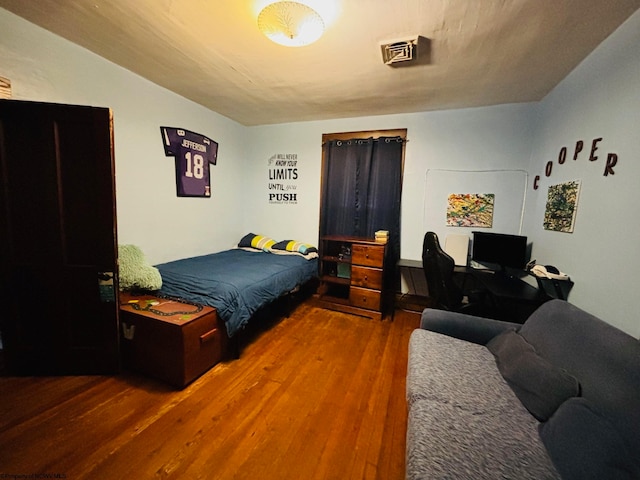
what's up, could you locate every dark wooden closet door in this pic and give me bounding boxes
[0,100,120,374]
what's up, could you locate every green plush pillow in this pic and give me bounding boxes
[487,330,580,421]
[271,240,317,255]
[118,244,162,291]
[238,233,276,251]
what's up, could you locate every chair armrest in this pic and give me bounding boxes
[420,308,522,345]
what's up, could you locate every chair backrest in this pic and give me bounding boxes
[422,232,463,310]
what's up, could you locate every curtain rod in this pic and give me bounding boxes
[322,136,408,146]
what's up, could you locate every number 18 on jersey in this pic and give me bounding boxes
[160,126,218,197]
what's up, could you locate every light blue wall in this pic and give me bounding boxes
[0,8,248,264]
[1,6,638,335]
[523,9,640,336]
[244,104,536,261]
[245,11,640,337]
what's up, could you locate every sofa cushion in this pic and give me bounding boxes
[518,300,640,453]
[406,398,560,480]
[487,330,580,421]
[539,397,640,480]
[407,329,522,413]
[420,307,522,345]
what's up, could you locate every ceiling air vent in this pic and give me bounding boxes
[381,37,418,66]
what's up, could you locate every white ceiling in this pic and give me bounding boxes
[2,0,639,126]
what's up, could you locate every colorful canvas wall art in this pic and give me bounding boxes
[446,193,495,227]
[544,180,581,233]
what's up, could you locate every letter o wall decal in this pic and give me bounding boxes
[558,147,567,164]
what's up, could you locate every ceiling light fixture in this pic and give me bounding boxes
[258,1,325,47]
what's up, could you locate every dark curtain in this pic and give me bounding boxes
[320,136,404,267]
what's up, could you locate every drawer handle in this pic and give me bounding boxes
[200,328,218,344]
[364,275,368,281]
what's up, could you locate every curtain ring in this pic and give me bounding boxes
[396,137,403,143]
[385,138,390,143]
[336,140,342,146]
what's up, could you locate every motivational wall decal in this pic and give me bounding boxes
[268,153,299,204]
[533,137,618,190]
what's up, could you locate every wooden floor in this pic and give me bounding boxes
[0,302,420,480]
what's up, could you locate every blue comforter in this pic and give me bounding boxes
[156,249,318,337]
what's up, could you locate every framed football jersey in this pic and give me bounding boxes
[160,126,218,197]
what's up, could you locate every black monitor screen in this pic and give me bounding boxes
[471,231,528,270]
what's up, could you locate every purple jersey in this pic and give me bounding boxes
[160,126,218,197]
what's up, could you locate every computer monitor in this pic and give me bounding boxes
[471,231,528,271]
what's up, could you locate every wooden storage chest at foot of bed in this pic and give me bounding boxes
[119,293,223,388]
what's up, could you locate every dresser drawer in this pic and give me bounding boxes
[352,244,385,267]
[349,286,382,311]
[351,265,383,289]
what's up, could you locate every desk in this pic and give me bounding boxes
[472,270,541,302]
[398,259,551,321]
[396,258,430,311]
[457,268,546,322]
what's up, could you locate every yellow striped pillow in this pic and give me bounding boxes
[272,240,317,255]
[238,233,276,252]
[250,234,276,251]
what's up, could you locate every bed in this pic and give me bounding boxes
[155,242,318,338]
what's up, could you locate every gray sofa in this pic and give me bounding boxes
[406,299,640,480]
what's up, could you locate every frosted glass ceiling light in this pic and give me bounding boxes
[258,1,325,47]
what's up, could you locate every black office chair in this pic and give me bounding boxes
[422,231,492,315]
[422,231,464,310]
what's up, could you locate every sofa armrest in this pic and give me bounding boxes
[420,308,521,345]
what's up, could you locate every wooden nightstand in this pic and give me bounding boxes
[119,293,223,388]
